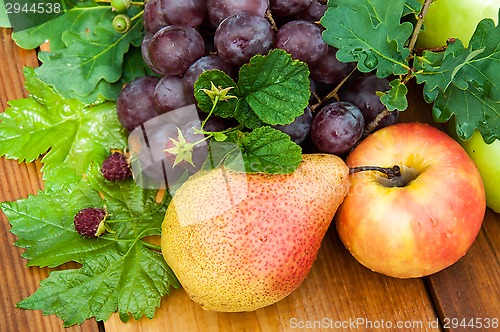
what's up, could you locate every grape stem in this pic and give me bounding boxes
[310,66,357,112]
[265,9,278,31]
[349,165,402,180]
[362,108,391,137]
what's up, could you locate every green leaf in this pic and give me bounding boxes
[12,1,100,51]
[414,17,500,142]
[3,163,179,326]
[234,99,266,129]
[194,69,240,118]
[0,67,127,188]
[403,0,422,17]
[64,46,149,104]
[35,9,143,99]
[321,0,413,77]
[234,127,302,174]
[237,49,310,126]
[0,0,11,28]
[380,79,409,111]
[11,2,145,102]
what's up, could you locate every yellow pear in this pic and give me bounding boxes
[161,154,350,312]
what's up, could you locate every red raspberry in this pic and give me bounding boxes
[74,207,107,238]
[101,151,132,181]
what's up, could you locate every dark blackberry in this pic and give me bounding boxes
[101,151,132,181]
[74,207,107,238]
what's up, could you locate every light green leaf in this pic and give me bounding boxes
[0,0,11,28]
[0,67,127,188]
[3,163,179,326]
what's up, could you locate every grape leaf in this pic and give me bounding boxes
[237,49,310,126]
[0,67,127,188]
[414,17,500,142]
[234,127,302,174]
[1,163,179,326]
[321,0,413,77]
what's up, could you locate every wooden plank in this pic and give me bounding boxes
[426,209,500,332]
[104,228,439,331]
[0,28,100,332]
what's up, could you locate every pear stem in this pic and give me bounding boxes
[349,165,401,180]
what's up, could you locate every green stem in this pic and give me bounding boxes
[141,240,162,252]
[130,10,144,22]
[201,96,220,130]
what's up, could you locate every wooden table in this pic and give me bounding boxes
[1,27,499,332]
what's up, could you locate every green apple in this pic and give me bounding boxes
[416,0,500,48]
[456,131,500,213]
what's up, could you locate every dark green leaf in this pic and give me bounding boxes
[403,0,422,17]
[237,49,310,126]
[321,0,413,77]
[194,69,240,118]
[234,99,266,129]
[380,79,409,111]
[35,11,143,99]
[414,17,500,142]
[236,127,302,174]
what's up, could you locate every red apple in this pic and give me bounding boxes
[336,122,486,278]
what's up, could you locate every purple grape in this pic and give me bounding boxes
[274,106,313,144]
[274,20,328,65]
[309,46,356,85]
[270,0,313,17]
[141,32,162,74]
[154,76,196,114]
[206,0,269,26]
[214,13,274,66]
[310,101,365,155]
[148,25,205,76]
[295,0,327,21]
[342,74,399,128]
[157,0,207,27]
[143,0,168,33]
[183,55,236,97]
[116,76,160,132]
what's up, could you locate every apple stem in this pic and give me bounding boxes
[349,165,401,179]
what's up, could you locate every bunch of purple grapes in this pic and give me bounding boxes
[116,0,399,183]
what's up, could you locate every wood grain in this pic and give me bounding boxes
[0,28,99,332]
[104,228,438,332]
